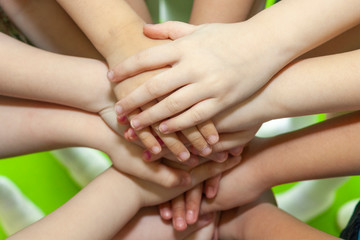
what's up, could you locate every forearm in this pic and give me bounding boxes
[8,168,141,240]
[0,96,118,158]
[249,111,360,189]
[190,0,255,24]
[0,33,114,112]
[0,0,102,59]
[244,0,360,69]
[265,50,360,120]
[56,0,164,65]
[240,203,339,240]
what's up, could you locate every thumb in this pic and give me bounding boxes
[144,21,197,40]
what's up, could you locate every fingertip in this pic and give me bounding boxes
[214,152,228,163]
[130,119,143,130]
[107,70,115,82]
[205,186,216,199]
[186,210,197,225]
[229,146,244,157]
[178,151,191,162]
[142,150,152,162]
[151,145,162,154]
[200,146,212,156]
[174,217,187,231]
[159,122,169,134]
[117,115,128,124]
[207,135,219,145]
[115,104,123,116]
[160,207,173,220]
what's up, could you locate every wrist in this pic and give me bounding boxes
[246,138,278,190]
[105,21,170,67]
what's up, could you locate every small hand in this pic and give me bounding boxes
[110,21,278,134]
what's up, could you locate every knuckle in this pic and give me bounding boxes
[162,171,179,188]
[165,97,182,114]
[144,80,160,98]
[191,108,205,125]
[166,140,185,154]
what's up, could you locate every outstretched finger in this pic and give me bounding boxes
[115,67,189,117]
[204,174,222,199]
[130,85,213,131]
[159,201,173,220]
[172,194,187,231]
[108,44,180,82]
[159,99,220,134]
[144,21,197,40]
[185,184,203,225]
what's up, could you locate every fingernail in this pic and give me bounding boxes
[178,151,190,162]
[151,146,161,154]
[201,146,212,156]
[230,146,243,156]
[161,208,172,219]
[186,210,195,223]
[124,130,130,140]
[115,104,123,115]
[206,186,215,199]
[159,123,168,133]
[175,217,186,230]
[207,135,219,145]
[130,119,141,130]
[215,152,228,162]
[117,115,127,123]
[107,70,114,81]
[143,150,151,161]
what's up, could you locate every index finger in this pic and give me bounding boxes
[108,43,180,82]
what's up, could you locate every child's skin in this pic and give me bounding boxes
[0,0,258,234]
[0,96,241,240]
[201,111,360,214]
[0,16,252,182]
[156,1,264,230]
[54,0,261,163]
[217,196,339,240]
[0,95,191,187]
[55,0,222,162]
[0,97,240,239]
[110,0,360,134]
[156,34,360,228]
[52,0,259,231]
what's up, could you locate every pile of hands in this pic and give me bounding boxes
[101,21,280,236]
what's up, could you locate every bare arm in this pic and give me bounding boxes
[0,0,102,59]
[213,49,360,133]
[202,111,360,212]
[0,33,113,113]
[190,0,256,24]
[221,202,339,240]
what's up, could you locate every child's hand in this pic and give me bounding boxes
[112,207,215,240]
[218,190,276,240]
[200,138,271,213]
[109,21,280,134]
[113,69,219,162]
[135,155,241,207]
